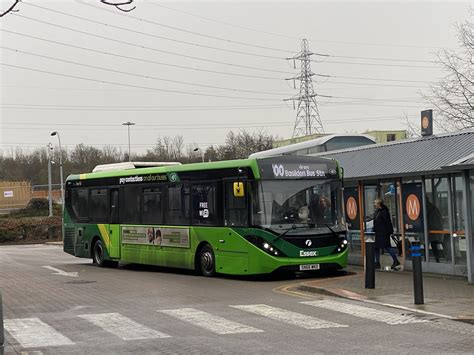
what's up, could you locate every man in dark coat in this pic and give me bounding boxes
[373,199,400,269]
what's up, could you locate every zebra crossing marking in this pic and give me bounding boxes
[159,308,263,335]
[4,318,74,348]
[302,300,429,325]
[78,312,170,340]
[230,304,348,329]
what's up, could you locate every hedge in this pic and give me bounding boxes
[0,216,62,243]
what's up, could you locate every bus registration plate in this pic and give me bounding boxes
[299,264,320,271]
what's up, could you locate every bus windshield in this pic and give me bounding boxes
[252,180,343,233]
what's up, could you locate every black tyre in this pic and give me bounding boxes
[198,244,216,277]
[92,239,118,268]
[92,239,106,267]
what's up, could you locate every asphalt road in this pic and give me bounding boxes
[0,244,473,354]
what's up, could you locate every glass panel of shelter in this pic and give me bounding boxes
[363,181,401,259]
[425,177,452,264]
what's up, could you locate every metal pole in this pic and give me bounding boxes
[411,240,424,304]
[57,133,64,214]
[47,143,53,217]
[365,235,375,289]
[0,291,4,355]
[122,122,135,162]
[127,124,131,162]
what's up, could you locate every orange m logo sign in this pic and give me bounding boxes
[406,194,421,221]
[346,197,358,220]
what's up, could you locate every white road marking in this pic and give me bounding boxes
[4,318,74,348]
[42,265,78,277]
[78,313,170,340]
[302,300,429,325]
[231,304,347,329]
[159,308,263,335]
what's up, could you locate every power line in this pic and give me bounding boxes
[1,104,286,112]
[148,1,450,51]
[315,73,431,84]
[2,115,409,128]
[73,0,293,54]
[1,29,285,81]
[8,16,438,80]
[12,14,293,75]
[2,46,287,97]
[330,54,435,64]
[0,62,283,102]
[312,59,438,69]
[24,2,287,60]
[148,2,301,42]
[27,2,441,66]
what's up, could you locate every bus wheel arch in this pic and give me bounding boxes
[195,242,216,277]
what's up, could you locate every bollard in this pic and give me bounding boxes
[0,291,4,355]
[365,236,375,289]
[411,240,424,304]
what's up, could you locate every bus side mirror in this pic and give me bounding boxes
[233,182,244,197]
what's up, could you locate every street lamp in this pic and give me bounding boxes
[47,142,54,217]
[122,121,135,162]
[50,131,64,214]
[193,147,205,163]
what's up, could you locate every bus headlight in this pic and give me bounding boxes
[244,235,286,257]
[331,235,348,254]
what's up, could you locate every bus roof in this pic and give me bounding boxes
[66,156,338,182]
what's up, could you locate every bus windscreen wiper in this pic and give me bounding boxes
[324,223,339,236]
[274,224,312,241]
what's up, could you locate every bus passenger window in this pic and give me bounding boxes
[71,188,89,221]
[122,186,141,224]
[142,187,163,224]
[90,188,108,222]
[167,184,190,225]
[192,183,217,226]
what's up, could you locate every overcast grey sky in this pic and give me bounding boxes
[0,0,471,154]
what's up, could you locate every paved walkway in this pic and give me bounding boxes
[299,265,474,321]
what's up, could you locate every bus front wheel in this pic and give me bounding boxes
[198,244,216,277]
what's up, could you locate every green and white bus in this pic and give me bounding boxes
[63,155,348,276]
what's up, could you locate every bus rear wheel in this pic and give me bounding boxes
[198,244,216,277]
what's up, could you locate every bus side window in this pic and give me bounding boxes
[225,181,248,226]
[109,189,119,224]
[192,183,218,226]
[142,187,163,224]
[90,188,108,223]
[71,188,89,222]
[167,184,190,225]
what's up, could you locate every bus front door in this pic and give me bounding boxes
[108,188,120,259]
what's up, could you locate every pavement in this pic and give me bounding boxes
[298,265,474,322]
[1,244,474,354]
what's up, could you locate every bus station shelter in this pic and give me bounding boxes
[315,129,474,283]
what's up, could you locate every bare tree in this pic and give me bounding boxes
[0,0,20,17]
[425,21,473,131]
[100,0,136,13]
[403,113,421,138]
